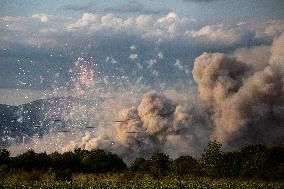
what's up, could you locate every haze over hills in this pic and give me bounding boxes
[0,96,102,148]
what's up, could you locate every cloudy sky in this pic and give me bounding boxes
[1,0,284,105]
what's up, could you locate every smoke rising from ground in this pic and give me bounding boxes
[88,33,284,159]
[7,34,284,162]
[62,91,212,162]
[193,34,284,148]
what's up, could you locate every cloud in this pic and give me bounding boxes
[2,10,284,56]
[147,59,157,68]
[110,58,118,64]
[67,11,279,47]
[253,20,284,38]
[136,15,154,28]
[1,12,283,93]
[0,16,30,32]
[0,12,199,92]
[32,13,49,23]
[157,52,164,59]
[186,24,248,45]
[3,12,279,52]
[157,12,194,34]
[174,59,184,71]
[67,12,195,40]
[130,45,136,50]
[129,54,138,60]
[67,13,97,29]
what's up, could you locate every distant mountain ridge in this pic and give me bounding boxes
[0,96,89,148]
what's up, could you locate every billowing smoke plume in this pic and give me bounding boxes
[67,91,212,161]
[193,34,284,148]
[7,34,284,162]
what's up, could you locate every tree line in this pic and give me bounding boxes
[1,142,284,180]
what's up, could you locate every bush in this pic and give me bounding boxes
[11,150,37,171]
[54,169,72,181]
[0,164,9,178]
[172,155,200,177]
[129,157,149,173]
[82,149,127,173]
[148,153,171,178]
[199,141,223,178]
[273,163,284,180]
[0,149,10,165]
[239,145,269,179]
[60,151,81,172]
[221,151,241,178]
[22,170,42,181]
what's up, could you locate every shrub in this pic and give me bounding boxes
[129,157,149,173]
[54,169,72,181]
[148,153,171,178]
[82,149,127,173]
[172,155,200,177]
[199,141,223,178]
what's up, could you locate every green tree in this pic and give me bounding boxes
[148,153,171,178]
[239,144,269,178]
[0,149,10,179]
[82,149,126,173]
[11,150,37,171]
[49,151,62,170]
[0,164,9,178]
[74,148,89,160]
[273,163,284,180]
[172,155,200,177]
[264,146,284,180]
[129,157,149,173]
[199,141,223,178]
[0,149,10,166]
[61,151,81,172]
[221,151,241,178]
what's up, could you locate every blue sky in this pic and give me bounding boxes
[1,0,284,105]
[1,0,284,21]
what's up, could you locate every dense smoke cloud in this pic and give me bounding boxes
[7,34,284,162]
[233,45,271,71]
[92,33,284,159]
[193,34,284,148]
[64,91,212,162]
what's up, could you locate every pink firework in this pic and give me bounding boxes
[72,57,95,90]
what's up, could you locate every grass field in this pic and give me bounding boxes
[1,174,283,189]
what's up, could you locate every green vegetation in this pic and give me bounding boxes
[0,142,284,188]
[0,177,283,189]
